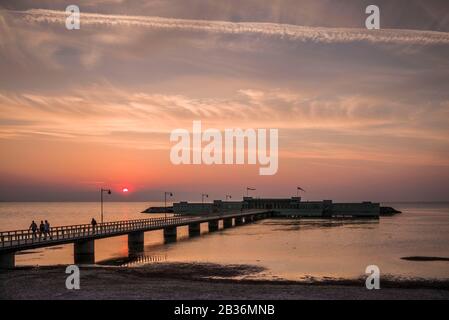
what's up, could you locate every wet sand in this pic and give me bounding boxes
[1,262,449,300]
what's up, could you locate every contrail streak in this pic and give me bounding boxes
[6,9,449,45]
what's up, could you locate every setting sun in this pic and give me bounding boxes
[122,188,129,193]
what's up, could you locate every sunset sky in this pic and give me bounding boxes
[1,0,449,202]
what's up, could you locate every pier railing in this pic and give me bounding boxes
[0,216,189,248]
[0,210,265,249]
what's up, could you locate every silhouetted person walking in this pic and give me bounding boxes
[39,221,45,239]
[91,218,97,233]
[44,220,52,240]
[29,220,38,239]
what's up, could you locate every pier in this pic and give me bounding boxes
[0,210,272,269]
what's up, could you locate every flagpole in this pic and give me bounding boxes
[246,187,256,197]
[296,187,306,200]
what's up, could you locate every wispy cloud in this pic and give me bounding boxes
[9,9,449,45]
[1,85,448,164]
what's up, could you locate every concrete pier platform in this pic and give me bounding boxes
[74,240,95,264]
[208,220,219,232]
[235,217,244,226]
[188,223,201,237]
[128,231,144,256]
[0,209,273,268]
[0,252,15,269]
[164,226,177,243]
[223,218,233,228]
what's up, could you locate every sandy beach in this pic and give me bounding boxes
[1,262,448,300]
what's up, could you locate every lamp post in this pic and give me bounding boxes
[202,193,209,213]
[100,188,112,223]
[164,192,173,219]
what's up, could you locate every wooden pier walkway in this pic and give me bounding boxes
[0,210,272,268]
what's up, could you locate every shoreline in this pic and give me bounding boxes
[1,262,449,300]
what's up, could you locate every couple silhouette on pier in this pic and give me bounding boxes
[29,220,52,240]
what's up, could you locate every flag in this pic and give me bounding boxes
[297,187,306,192]
[247,187,256,191]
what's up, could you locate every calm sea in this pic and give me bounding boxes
[0,202,448,281]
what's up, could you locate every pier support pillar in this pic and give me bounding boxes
[0,252,15,269]
[128,231,144,257]
[235,217,244,226]
[208,220,219,232]
[188,223,201,237]
[74,240,95,264]
[223,218,233,228]
[164,226,177,243]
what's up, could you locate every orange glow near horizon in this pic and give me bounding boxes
[1,5,449,202]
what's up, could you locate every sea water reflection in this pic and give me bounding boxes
[1,202,448,280]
